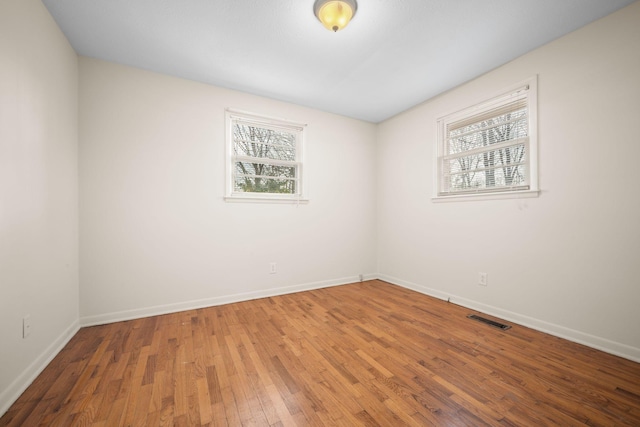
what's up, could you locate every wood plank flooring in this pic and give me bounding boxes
[2,280,639,426]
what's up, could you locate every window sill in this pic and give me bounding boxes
[224,195,309,204]
[432,189,540,203]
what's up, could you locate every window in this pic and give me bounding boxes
[225,109,307,202]
[435,78,538,200]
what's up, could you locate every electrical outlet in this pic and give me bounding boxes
[269,262,277,274]
[479,272,488,286]
[23,315,31,338]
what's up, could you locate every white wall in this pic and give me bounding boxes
[79,58,378,324]
[2,2,639,419]
[0,0,79,415]
[377,2,640,361]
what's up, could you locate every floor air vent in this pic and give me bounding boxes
[467,314,511,330]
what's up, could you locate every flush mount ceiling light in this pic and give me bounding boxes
[313,0,358,32]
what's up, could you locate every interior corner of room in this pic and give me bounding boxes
[1,0,639,422]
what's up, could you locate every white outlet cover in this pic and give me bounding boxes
[479,273,488,286]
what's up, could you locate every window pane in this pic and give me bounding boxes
[448,109,527,154]
[233,123,296,161]
[448,143,527,191]
[234,176,297,194]
[235,162,297,179]
[448,143,526,174]
[448,164,527,192]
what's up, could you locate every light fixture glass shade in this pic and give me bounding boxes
[314,0,357,32]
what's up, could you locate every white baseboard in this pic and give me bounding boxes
[80,274,371,327]
[2,274,375,417]
[0,319,80,418]
[9,272,634,421]
[378,273,640,363]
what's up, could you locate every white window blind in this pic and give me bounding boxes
[436,80,538,199]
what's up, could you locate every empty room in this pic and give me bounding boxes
[1,0,639,425]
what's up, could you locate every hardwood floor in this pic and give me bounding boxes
[2,280,639,426]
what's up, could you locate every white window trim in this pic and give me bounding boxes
[433,77,540,202]
[225,108,309,204]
